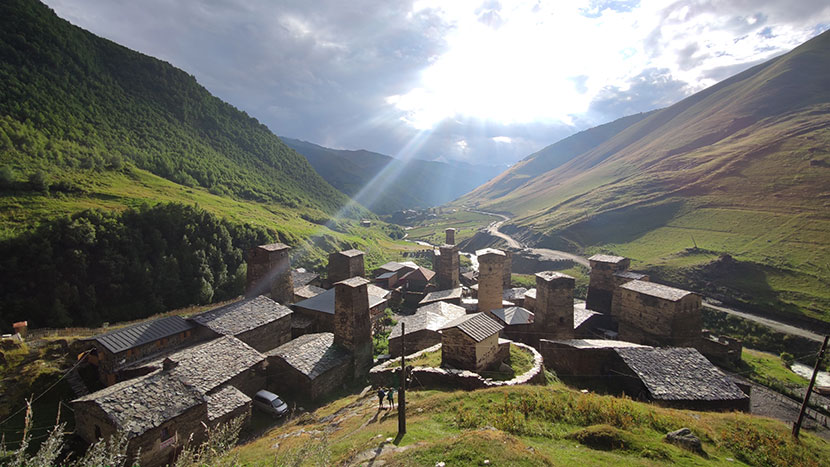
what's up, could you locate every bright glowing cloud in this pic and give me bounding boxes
[492,136,512,143]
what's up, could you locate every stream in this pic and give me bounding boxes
[790,363,830,387]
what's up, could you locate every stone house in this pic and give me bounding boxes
[86,315,195,385]
[400,266,436,291]
[388,301,466,356]
[440,312,505,372]
[374,271,399,289]
[73,371,209,467]
[190,295,292,353]
[585,254,630,313]
[291,283,389,332]
[420,287,463,306]
[613,280,702,347]
[265,333,352,401]
[375,261,417,278]
[488,306,535,345]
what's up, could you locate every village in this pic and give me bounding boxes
[13,226,763,466]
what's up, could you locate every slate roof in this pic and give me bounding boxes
[524,288,536,300]
[376,271,397,280]
[335,249,365,257]
[503,288,528,301]
[588,254,627,264]
[295,284,326,300]
[389,302,466,339]
[620,280,695,302]
[257,243,290,252]
[401,266,436,282]
[573,303,601,329]
[266,332,351,380]
[490,307,534,326]
[615,347,747,401]
[476,248,506,257]
[91,316,194,354]
[292,285,388,314]
[292,270,319,288]
[378,262,407,273]
[74,371,205,439]
[614,271,648,281]
[192,296,292,336]
[440,312,504,342]
[420,287,463,305]
[160,336,266,395]
[547,339,647,349]
[207,385,251,421]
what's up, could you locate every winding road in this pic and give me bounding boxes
[470,209,826,342]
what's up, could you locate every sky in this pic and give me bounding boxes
[44,0,830,167]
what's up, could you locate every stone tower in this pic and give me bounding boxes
[245,243,294,304]
[328,249,365,283]
[334,277,373,379]
[502,250,513,288]
[445,228,456,245]
[535,271,575,341]
[436,244,460,290]
[476,248,506,314]
[585,254,630,314]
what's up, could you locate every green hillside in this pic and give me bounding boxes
[282,138,503,214]
[459,31,830,324]
[0,0,347,217]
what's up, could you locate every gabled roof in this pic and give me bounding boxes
[292,269,319,287]
[401,266,436,282]
[619,280,695,302]
[503,288,528,301]
[546,339,647,349]
[292,285,388,314]
[524,288,536,300]
[420,287,463,305]
[90,315,194,354]
[418,301,467,319]
[615,347,747,401]
[573,302,601,329]
[440,312,503,342]
[376,271,397,280]
[613,271,648,281]
[378,261,407,272]
[490,307,534,326]
[295,284,326,300]
[266,332,351,380]
[207,385,251,421]
[159,336,266,395]
[191,295,292,336]
[73,371,205,439]
[389,302,466,339]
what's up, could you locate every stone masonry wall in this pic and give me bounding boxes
[328,250,365,283]
[615,289,702,347]
[237,315,292,353]
[436,244,460,289]
[246,244,293,305]
[334,277,373,379]
[388,329,440,357]
[534,271,575,342]
[502,250,513,288]
[585,256,630,314]
[441,328,476,370]
[477,249,506,314]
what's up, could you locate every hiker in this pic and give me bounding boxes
[377,387,386,409]
[387,387,395,409]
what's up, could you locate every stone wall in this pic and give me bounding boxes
[370,340,545,390]
[615,290,701,347]
[502,250,513,288]
[436,244,460,289]
[441,328,476,370]
[585,255,630,314]
[445,228,456,245]
[534,272,575,342]
[246,244,293,305]
[697,331,742,367]
[474,333,503,372]
[334,277,372,379]
[328,249,365,283]
[388,329,440,357]
[266,356,351,401]
[237,315,292,353]
[96,329,194,385]
[225,361,268,397]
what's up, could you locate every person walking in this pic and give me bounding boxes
[377,387,386,409]
[387,387,395,409]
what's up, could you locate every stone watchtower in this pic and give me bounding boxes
[328,249,365,284]
[585,254,630,314]
[502,250,513,288]
[445,228,456,245]
[476,248,506,314]
[334,277,373,379]
[246,243,294,305]
[436,244,460,289]
[534,271,575,341]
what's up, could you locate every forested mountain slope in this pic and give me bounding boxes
[459,31,830,323]
[282,138,503,214]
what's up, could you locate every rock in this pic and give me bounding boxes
[665,428,707,457]
[435,463,445,467]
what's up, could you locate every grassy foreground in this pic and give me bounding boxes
[230,384,828,466]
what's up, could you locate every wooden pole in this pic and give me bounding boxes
[793,334,829,439]
[398,322,406,436]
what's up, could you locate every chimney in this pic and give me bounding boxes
[535,271,575,341]
[445,228,456,245]
[162,357,178,371]
[476,248,506,314]
[585,255,630,314]
[334,277,372,379]
[328,249,365,284]
[245,243,294,304]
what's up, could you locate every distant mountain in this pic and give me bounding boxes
[0,0,347,214]
[282,137,503,214]
[459,30,830,323]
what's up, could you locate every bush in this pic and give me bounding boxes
[0,166,15,189]
[27,170,48,192]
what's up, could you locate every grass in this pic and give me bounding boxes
[740,348,809,388]
[391,344,536,382]
[404,209,495,245]
[230,383,830,466]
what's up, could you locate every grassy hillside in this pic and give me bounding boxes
[458,31,830,324]
[0,0,348,215]
[282,138,503,214]
[231,384,829,466]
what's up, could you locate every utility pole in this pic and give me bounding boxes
[398,322,406,436]
[793,334,829,439]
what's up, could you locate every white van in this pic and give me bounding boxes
[253,390,289,417]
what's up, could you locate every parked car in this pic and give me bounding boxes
[252,390,289,417]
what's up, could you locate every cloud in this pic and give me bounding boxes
[42,0,830,167]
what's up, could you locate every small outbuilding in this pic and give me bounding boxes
[400,266,436,291]
[190,295,292,352]
[488,306,535,344]
[265,333,352,401]
[388,301,466,356]
[440,312,505,372]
